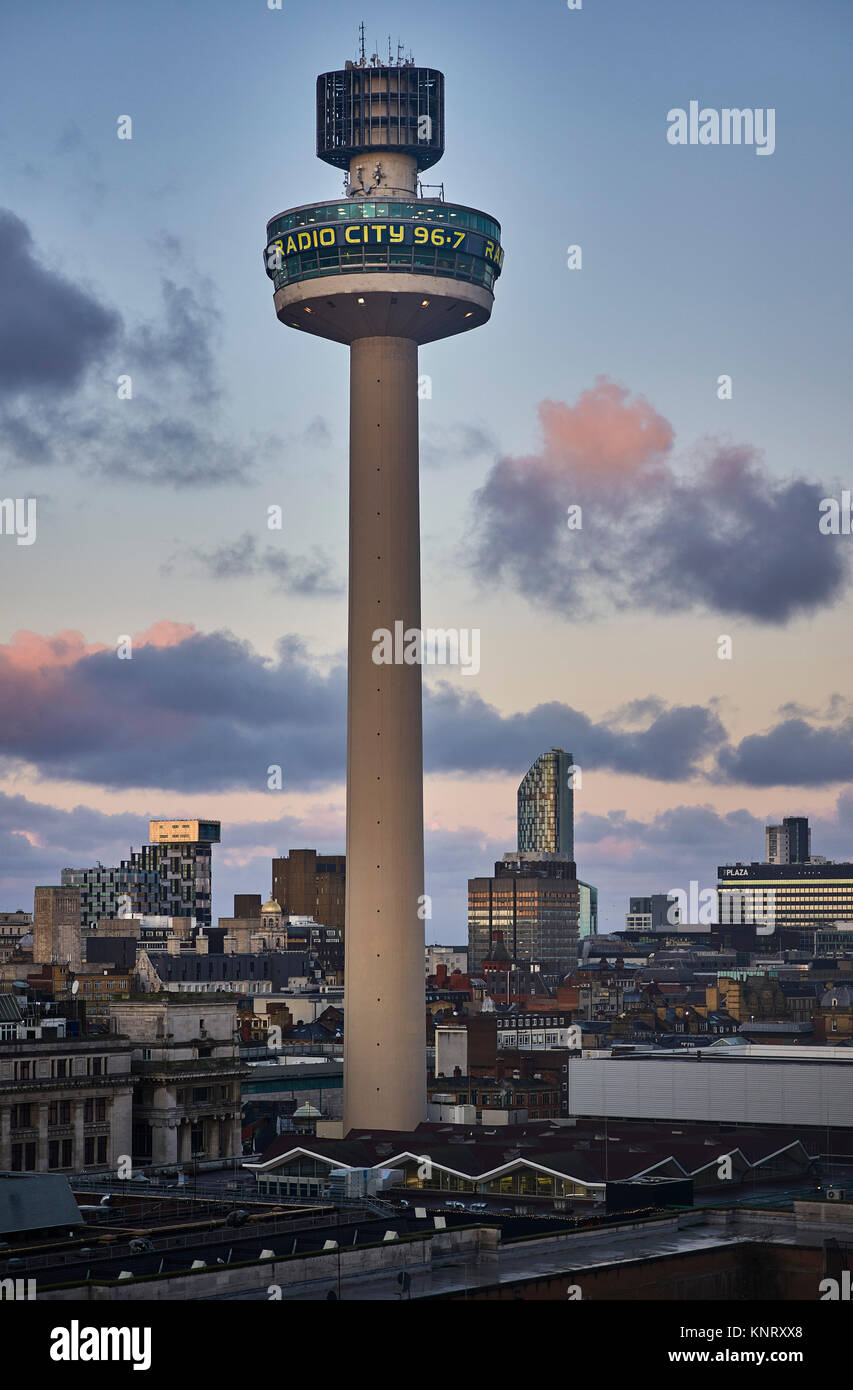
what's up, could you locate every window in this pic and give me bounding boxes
[84,1137,95,1165]
[61,1138,72,1167]
[59,1100,71,1125]
[97,1136,107,1164]
[84,1099,94,1123]
[48,1140,60,1169]
[95,1098,106,1123]
[11,1104,31,1129]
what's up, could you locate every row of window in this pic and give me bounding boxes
[175,1085,233,1103]
[268,201,500,241]
[12,1055,106,1081]
[498,1017,573,1027]
[10,1097,107,1128]
[270,244,498,293]
[10,1134,108,1170]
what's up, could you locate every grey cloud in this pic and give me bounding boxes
[424,684,727,782]
[471,426,848,624]
[717,717,853,787]
[0,625,728,794]
[422,422,497,470]
[128,279,221,401]
[191,533,344,596]
[0,208,261,488]
[0,208,120,399]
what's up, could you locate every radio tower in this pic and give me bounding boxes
[264,41,504,1132]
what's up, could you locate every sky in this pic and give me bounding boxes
[0,0,851,937]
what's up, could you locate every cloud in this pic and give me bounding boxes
[422,422,497,470]
[128,279,221,401]
[717,716,853,787]
[0,623,729,793]
[0,208,263,488]
[469,375,849,624]
[0,627,347,792]
[423,684,726,782]
[0,208,120,399]
[189,533,344,596]
[2,620,851,795]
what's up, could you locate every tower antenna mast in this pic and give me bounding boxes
[358,20,365,65]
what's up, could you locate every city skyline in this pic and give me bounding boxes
[1,0,852,937]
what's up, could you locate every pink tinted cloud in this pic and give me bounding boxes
[4,630,108,673]
[538,375,674,484]
[135,620,196,650]
[2,621,197,675]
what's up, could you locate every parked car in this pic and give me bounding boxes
[445,1200,466,1210]
[469,1202,488,1212]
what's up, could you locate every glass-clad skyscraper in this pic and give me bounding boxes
[517,749,574,861]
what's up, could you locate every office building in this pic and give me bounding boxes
[718,859,853,943]
[271,849,346,931]
[469,855,579,974]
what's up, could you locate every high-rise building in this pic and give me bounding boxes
[265,43,502,1131]
[517,749,574,860]
[765,816,811,864]
[271,850,346,931]
[32,886,82,968]
[468,855,579,975]
[62,819,220,933]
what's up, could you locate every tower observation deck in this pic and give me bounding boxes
[264,43,503,1133]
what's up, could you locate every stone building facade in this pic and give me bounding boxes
[109,996,247,1167]
[0,1034,134,1173]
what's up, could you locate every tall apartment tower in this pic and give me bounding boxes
[62,819,220,932]
[265,46,503,1131]
[765,816,811,864]
[518,749,574,861]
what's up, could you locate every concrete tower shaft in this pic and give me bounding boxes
[346,337,425,1129]
[265,49,502,1133]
